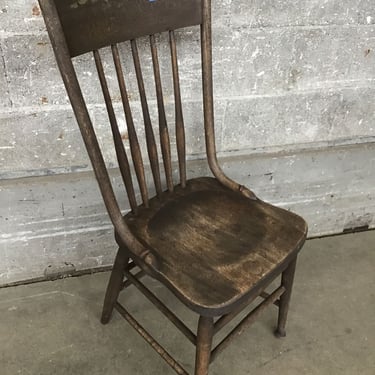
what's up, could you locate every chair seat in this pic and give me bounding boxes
[123,177,307,315]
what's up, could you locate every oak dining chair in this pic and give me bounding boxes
[38,0,308,374]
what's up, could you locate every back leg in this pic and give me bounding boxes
[101,248,129,324]
[275,257,297,338]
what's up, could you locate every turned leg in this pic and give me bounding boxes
[275,257,297,338]
[195,316,214,375]
[101,248,129,324]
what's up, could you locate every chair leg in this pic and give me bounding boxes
[101,248,129,325]
[195,316,214,375]
[275,257,297,338]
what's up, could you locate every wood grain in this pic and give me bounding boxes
[122,177,307,314]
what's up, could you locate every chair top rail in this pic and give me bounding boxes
[53,0,203,57]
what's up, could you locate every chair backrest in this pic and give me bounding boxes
[38,0,247,268]
[53,0,203,58]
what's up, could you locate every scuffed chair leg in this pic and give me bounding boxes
[195,316,214,375]
[275,257,297,338]
[101,248,129,324]
[275,257,298,338]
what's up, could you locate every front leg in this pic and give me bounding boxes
[195,316,214,375]
[101,248,129,324]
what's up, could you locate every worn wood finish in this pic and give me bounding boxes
[150,34,174,192]
[39,0,308,373]
[275,257,298,338]
[93,49,138,212]
[121,177,307,315]
[210,286,286,363]
[115,302,189,375]
[170,30,187,188]
[131,39,163,198]
[111,44,149,207]
[122,269,146,290]
[195,317,214,375]
[54,0,203,57]
[38,0,160,272]
[213,286,285,336]
[201,0,256,200]
[101,248,129,324]
[124,269,197,345]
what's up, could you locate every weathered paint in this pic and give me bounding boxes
[0,0,375,284]
[1,142,375,286]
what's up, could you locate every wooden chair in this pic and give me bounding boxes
[38,1,308,374]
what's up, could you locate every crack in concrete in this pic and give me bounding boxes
[258,346,296,368]
[257,329,354,369]
[44,344,74,359]
[0,291,60,305]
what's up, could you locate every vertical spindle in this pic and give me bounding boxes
[150,34,174,192]
[169,31,187,188]
[93,49,138,212]
[131,39,163,198]
[112,44,149,207]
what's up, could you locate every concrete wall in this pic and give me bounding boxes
[1,0,375,285]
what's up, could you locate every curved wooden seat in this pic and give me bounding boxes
[122,177,307,315]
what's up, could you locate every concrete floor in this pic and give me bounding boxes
[0,231,374,375]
